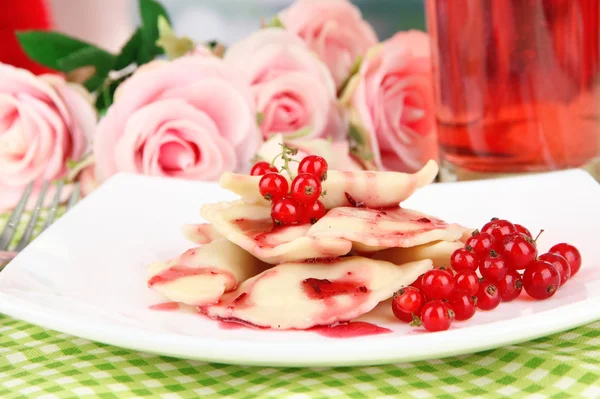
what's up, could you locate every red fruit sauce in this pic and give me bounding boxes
[147,265,233,287]
[310,322,391,338]
[216,318,390,338]
[148,302,180,311]
[302,278,369,299]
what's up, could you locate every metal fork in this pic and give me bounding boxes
[0,181,80,269]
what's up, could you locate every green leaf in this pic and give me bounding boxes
[156,15,195,59]
[282,126,312,140]
[139,0,170,60]
[17,31,108,71]
[256,112,265,126]
[84,73,109,92]
[56,46,115,92]
[94,73,131,112]
[337,55,363,96]
[264,16,285,29]
[115,28,143,70]
[57,46,115,73]
[349,123,365,145]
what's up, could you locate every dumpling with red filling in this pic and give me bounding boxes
[181,223,222,244]
[200,201,353,264]
[372,240,463,268]
[202,257,432,330]
[219,160,438,209]
[307,206,466,253]
[147,239,268,306]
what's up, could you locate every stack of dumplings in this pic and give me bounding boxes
[147,160,469,330]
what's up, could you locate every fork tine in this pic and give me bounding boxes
[40,180,64,233]
[67,181,80,210]
[0,182,34,251]
[15,181,50,252]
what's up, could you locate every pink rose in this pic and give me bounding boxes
[0,63,95,212]
[225,28,345,141]
[279,0,378,88]
[344,30,438,173]
[94,56,261,182]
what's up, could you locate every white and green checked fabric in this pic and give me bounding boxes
[0,315,599,399]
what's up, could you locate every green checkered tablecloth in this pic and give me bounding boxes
[0,314,598,399]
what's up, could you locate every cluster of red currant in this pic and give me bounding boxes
[250,149,329,226]
[392,217,581,332]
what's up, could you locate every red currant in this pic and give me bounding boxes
[250,161,277,176]
[502,233,538,270]
[522,260,560,300]
[291,173,322,205]
[450,248,478,272]
[271,198,302,225]
[454,270,479,296]
[302,200,326,224]
[465,230,495,258]
[514,224,533,238]
[480,250,508,282]
[419,300,454,332]
[259,173,288,201]
[421,269,455,300]
[393,287,424,315]
[481,218,517,244]
[549,243,582,277]
[497,269,523,302]
[449,294,477,321]
[410,275,424,292]
[476,280,501,310]
[392,305,414,323]
[538,252,571,287]
[298,155,328,181]
[444,267,456,277]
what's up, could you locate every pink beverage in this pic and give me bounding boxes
[426,0,600,178]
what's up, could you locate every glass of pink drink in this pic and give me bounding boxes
[426,0,600,180]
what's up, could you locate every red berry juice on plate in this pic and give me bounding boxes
[426,0,600,180]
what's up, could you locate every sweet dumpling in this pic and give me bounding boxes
[307,207,466,253]
[202,257,433,329]
[219,160,438,209]
[200,201,352,264]
[147,239,268,306]
[372,240,463,268]
[182,223,223,244]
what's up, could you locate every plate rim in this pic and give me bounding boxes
[1,292,599,367]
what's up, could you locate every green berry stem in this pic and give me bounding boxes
[270,143,298,180]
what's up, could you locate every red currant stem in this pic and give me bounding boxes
[271,144,298,180]
[533,229,544,243]
[409,314,422,327]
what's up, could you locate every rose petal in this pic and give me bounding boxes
[254,72,332,140]
[279,0,378,87]
[95,56,259,182]
[162,80,259,168]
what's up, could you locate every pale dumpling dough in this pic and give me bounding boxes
[202,257,433,329]
[307,207,466,253]
[147,239,267,306]
[182,223,223,244]
[220,160,438,209]
[373,240,463,268]
[200,201,353,264]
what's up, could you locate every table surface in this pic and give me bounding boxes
[0,314,598,399]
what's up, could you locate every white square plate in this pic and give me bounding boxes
[0,171,599,367]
